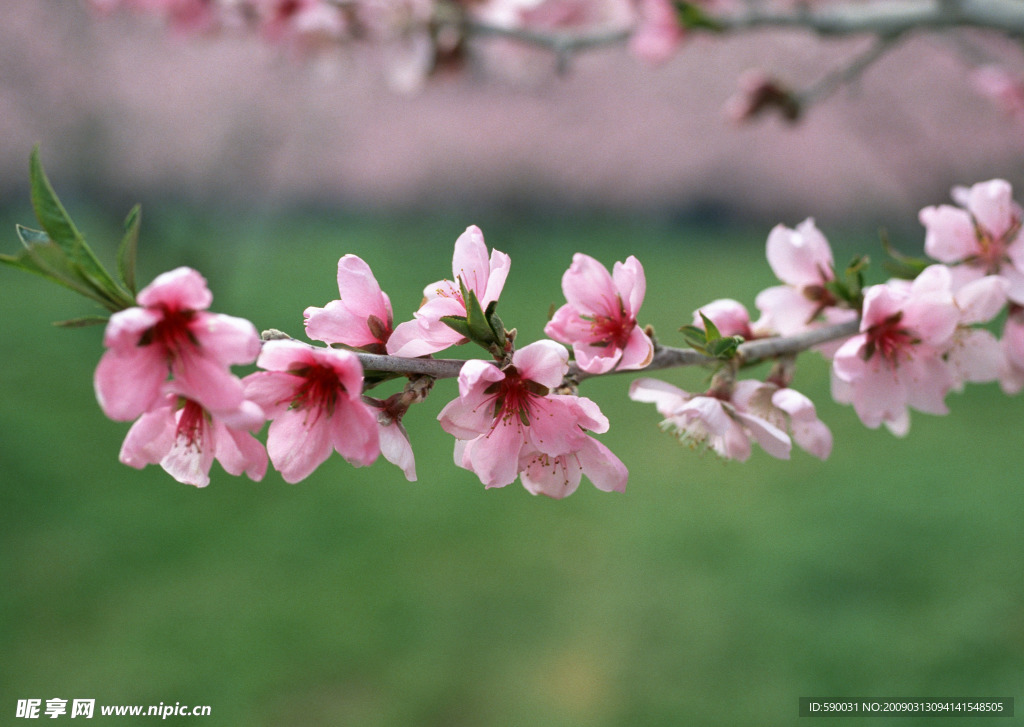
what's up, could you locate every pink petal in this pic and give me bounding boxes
[451,225,491,296]
[242,370,301,418]
[617,326,655,370]
[161,418,216,488]
[920,205,976,263]
[955,275,1008,324]
[966,179,1018,238]
[948,329,1003,385]
[465,420,524,487]
[172,347,248,414]
[255,339,315,372]
[572,342,620,375]
[337,255,390,320]
[735,411,791,460]
[519,452,583,499]
[215,420,269,481]
[628,378,690,415]
[766,219,833,287]
[95,346,168,421]
[102,307,161,349]
[328,398,380,468]
[482,248,512,307]
[612,255,647,316]
[512,340,569,389]
[379,420,416,481]
[524,397,589,456]
[136,266,213,310]
[304,300,375,347]
[190,312,261,366]
[266,407,333,483]
[561,253,617,317]
[119,398,176,469]
[902,354,953,415]
[575,436,628,493]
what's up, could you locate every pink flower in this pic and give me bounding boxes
[754,219,856,338]
[387,226,511,357]
[629,0,684,65]
[438,340,626,493]
[119,393,268,488]
[999,307,1024,393]
[730,380,832,460]
[544,253,654,374]
[629,378,792,461]
[723,69,800,123]
[692,298,756,339]
[304,254,393,353]
[919,179,1024,303]
[971,65,1024,127]
[258,0,347,45]
[94,267,262,422]
[243,340,380,483]
[944,275,1008,391]
[831,265,961,435]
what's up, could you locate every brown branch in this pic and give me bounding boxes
[569,318,862,381]
[264,317,862,383]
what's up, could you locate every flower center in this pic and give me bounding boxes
[176,399,208,449]
[290,364,343,414]
[141,307,198,362]
[864,312,917,364]
[484,366,549,427]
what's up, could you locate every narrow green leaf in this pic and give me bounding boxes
[27,147,135,311]
[29,146,86,252]
[118,204,141,295]
[678,324,710,353]
[54,315,110,328]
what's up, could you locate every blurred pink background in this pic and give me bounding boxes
[2,0,1024,224]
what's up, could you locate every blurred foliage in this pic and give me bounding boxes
[2,204,1022,726]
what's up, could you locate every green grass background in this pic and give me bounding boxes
[1,202,1021,726]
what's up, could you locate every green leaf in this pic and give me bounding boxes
[2,228,115,306]
[25,147,135,311]
[699,312,721,341]
[440,315,473,340]
[118,204,141,295]
[674,1,724,31]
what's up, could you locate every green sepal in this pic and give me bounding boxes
[460,277,498,348]
[678,324,711,352]
[484,300,507,350]
[824,255,869,309]
[708,336,742,360]
[440,315,474,341]
[118,204,141,295]
[674,1,724,31]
